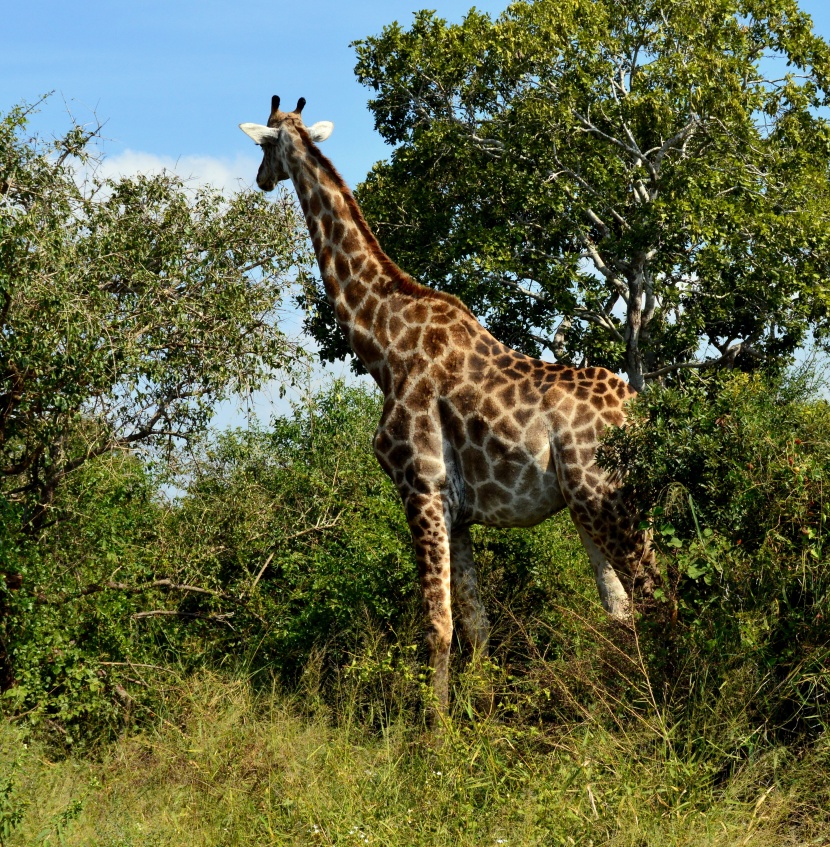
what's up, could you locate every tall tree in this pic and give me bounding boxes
[313,0,830,388]
[0,102,312,527]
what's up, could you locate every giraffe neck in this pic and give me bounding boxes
[282,125,451,383]
[284,128,395,300]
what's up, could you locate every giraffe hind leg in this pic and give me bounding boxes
[450,526,495,716]
[572,520,631,620]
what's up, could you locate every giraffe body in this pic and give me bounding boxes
[240,98,655,711]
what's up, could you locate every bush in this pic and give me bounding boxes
[1,453,164,745]
[602,366,830,744]
[161,382,420,681]
[2,383,417,742]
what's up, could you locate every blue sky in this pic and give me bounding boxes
[5,0,828,192]
[2,0,505,190]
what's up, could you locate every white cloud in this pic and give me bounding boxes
[88,149,262,196]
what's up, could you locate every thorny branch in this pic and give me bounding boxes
[43,578,242,606]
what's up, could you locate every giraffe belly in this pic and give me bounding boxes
[458,447,566,529]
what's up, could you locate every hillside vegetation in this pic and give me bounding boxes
[2,371,829,846]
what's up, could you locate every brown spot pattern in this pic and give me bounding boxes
[253,98,656,714]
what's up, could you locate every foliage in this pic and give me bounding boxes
[0,382,416,742]
[0,382,414,742]
[322,0,830,388]
[0,758,25,847]
[161,381,419,681]
[5,31,830,839]
[601,365,830,742]
[0,99,312,529]
[0,454,168,744]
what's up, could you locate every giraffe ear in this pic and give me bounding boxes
[239,123,281,145]
[306,121,334,143]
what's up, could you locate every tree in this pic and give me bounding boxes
[320,0,830,388]
[0,101,312,527]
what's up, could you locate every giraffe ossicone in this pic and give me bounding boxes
[240,95,657,714]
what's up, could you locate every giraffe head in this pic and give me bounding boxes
[239,95,334,191]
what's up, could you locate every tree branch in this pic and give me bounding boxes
[643,341,750,379]
[648,116,700,170]
[133,610,233,624]
[44,578,241,606]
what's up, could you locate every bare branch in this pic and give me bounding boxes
[279,519,341,543]
[528,332,555,351]
[133,610,233,624]
[242,553,274,599]
[45,578,241,606]
[647,116,700,169]
[643,342,750,379]
[547,151,631,233]
[578,234,630,303]
[98,661,180,675]
[501,277,550,305]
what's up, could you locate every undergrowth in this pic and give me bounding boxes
[2,661,828,847]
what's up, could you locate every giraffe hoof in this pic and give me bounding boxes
[608,603,633,625]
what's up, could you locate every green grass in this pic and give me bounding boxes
[3,667,829,847]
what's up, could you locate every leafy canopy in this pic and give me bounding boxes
[0,101,312,526]
[330,0,830,387]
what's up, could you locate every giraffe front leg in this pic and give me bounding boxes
[450,527,490,658]
[450,526,495,716]
[405,492,454,714]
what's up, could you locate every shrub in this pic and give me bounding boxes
[1,453,164,745]
[602,366,830,744]
[161,381,420,681]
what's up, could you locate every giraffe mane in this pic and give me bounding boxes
[294,122,474,316]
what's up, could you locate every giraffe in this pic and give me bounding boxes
[240,96,656,712]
